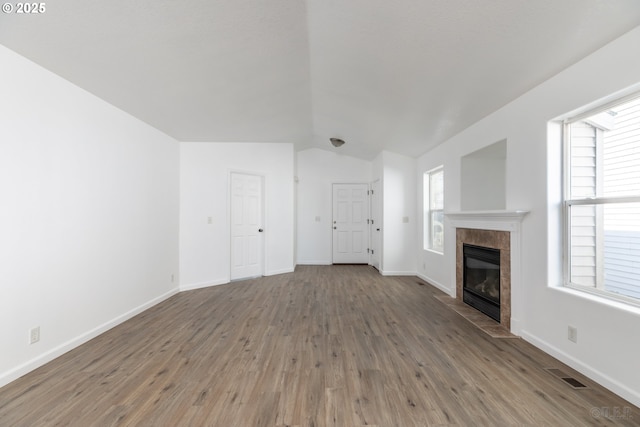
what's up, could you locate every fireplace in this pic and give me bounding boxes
[448,212,528,333]
[454,227,511,329]
[463,244,501,322]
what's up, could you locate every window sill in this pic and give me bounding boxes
[550,285,640,317]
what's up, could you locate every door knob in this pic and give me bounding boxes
[258,228,264,232]
[376,228,380,231]
[333,226,337,229]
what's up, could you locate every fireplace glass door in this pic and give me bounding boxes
[463,244,500,322]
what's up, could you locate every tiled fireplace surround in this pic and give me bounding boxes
[456,228,511,328]
[446,211,528,334]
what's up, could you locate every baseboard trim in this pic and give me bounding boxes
[0,287,179,389]
[296,261,332,265]
[520,330,640,408]
[180,269,295,289]
[265,267,295,276]
[416,273,454,296]
[379,270,416,276]
[180,278,229,291]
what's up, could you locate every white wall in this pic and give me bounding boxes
[0,45,180,387]
[296,148,416,273]
[416,146,452,293]
[374,151,417,275]
[417,27,640,406]
[296,148,372,264]
[180,142,295,289]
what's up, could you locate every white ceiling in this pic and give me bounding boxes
[1,1,639,159]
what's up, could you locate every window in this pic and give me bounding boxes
[564,93,640,304]
[424,166,444,253]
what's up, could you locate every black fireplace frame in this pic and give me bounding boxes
[463,244,501,322]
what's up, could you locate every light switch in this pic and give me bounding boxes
[315,216,321,222]
[402,216,409,223]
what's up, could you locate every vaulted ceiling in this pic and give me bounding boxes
[1,1,639,159]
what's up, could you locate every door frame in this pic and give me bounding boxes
[370,178,382,271]
[228,170,266,280]
[331,182,371,264]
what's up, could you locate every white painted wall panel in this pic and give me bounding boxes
[375,151,417,275]
[0,45,179,387]
[296,149,372,265]
[180,142,294,287]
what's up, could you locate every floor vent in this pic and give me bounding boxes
[561,377,588,389]
[544,368,589,389]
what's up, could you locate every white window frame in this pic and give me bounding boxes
[563,91,640,307]
[424,166,444,254]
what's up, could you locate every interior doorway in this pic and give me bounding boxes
[230,172,264,280]
[332,183,369,264]
[370,179,381,270]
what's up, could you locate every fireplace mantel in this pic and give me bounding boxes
[445,210,529,232]
[446,210,529,335]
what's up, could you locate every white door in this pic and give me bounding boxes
[230,173,264,280]
[370,179,381,270]
[332,183,369,264]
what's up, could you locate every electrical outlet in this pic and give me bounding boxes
[171,274,174,283]
[29,327,40,344]
[207,217,213,224]
[568,326,578,343]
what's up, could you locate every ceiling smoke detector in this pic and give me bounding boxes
[330,137,345,148]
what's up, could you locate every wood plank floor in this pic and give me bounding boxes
[0,265,638,426]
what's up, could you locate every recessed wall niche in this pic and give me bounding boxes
[461,139,506,211]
